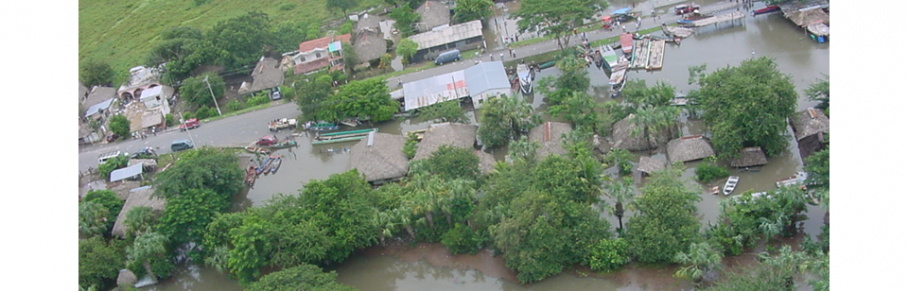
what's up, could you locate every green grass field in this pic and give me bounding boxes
[79,0,382,77]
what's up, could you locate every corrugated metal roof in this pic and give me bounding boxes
[463,61,509,96]
[85,98,115,117]
[109,163,144,182]
[403,70,468,111]
[409,20,483,50]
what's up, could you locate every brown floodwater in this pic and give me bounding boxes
[143,3,828,290]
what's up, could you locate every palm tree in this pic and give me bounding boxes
[630,105,680,149]
[128,231,169,284]
[604,177,636,231]
[79,202,110,237]
[508,136,539,163]
[674,242,723,285]
[499,93,541,140]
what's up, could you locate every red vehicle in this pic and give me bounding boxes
[179,118,200,131]
[674,3,700,15]
[255,135,278,146]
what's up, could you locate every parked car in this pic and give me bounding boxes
[674,3,700,15]
[106,133,120,143]
[179,118,200,131]
[271,87,283,100]
[130,147,158,159]
[434,49,462,65]
[255,135,278,146]
[171,139,194,152]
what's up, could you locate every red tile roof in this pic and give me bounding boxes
[294,58,330,75]
[298,34,352,54]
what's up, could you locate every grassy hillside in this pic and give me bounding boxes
[79,0,383,79]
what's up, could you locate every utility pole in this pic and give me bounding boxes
[203,75,222,116]
[179,112,198,150]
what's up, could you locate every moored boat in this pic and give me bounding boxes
[776,171,809,188]
[270,155,282,173]
[723,176,740,195]
[620,33,634,54]
[517,64,534,95]
[305,121,339,132]
[245,146,270,155]
[244,165,257,186]
[312,128,378,145]
[263,139,299,149]
[255,156,275,175]
[752,5,780,16]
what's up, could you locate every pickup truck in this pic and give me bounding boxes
[268,118,297,132]
[180,118,200,131]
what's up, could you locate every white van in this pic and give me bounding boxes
[98,151,127,164]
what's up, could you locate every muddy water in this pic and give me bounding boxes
[146,8,828,291]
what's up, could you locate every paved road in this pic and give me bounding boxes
[386,1,746,89]
[78,102,301,172]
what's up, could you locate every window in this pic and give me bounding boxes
[316,52,322,58]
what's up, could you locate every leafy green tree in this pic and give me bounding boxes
[548,91,606,134]
[330,78,398,122]
[624,80,676,108]
[157,188,230,256]
[707,187,809,255]
[124,206,157,239]
[537,51,590,106]
[179,72,225,108]
[108,114,130,139]
[695,157,730,182]
[272,21,311,53]
[146,26,206,82]
[588,238,630,272]
[390,7,421,37]
[83,190,124,230]
[127,231,172,284]
[205,11,273,69]
[327,0,359,15]
[512,0,608,50]
[477,94,541,148]
[804,74,829,111]
[534,154,603,205]
[493,190,612,283]
[604,176,636,231]
[396,38,418,63]
[441,223,482,255]
[628,105,680,150]
[696,57,798,159]
[624,168,702,264]
[804,148,829,191]
[419,100,468,123]
[507,135,540,164]
[295,73,335,122]
[702,246,805,291]
[453,0,494,23]
[426,145,480,181]
[674,242,723,285]
[342,41,359,77]
[98,154,128,179]
[604,148,634,176]
[79,237,126,290]
[154,147,244,200]
[79,202,111,238]
[246,264,358,291]
[80,60,116,87]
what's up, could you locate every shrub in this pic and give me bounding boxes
[441,223,481,255]
[227,99,245,112]
[403,133,418,159]
[165,114,175,127]
[246,93,270,106]
[279,3,296,10]
[588,238,630,272]
[98,155,128,179]
[338,20,354,34]
[195,106,211,119]
[695,159,729,183]
[208,106,219,117]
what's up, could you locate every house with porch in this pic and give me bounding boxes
[292,34,353,75]
[409,20,483,62]
[353,14,389,68]
[117,66,162,101]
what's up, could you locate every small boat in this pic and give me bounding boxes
[312,128,378,145]
[538,60,556,70]
[255,156,275,175]
[776,171,809,188]
[305,121,339,132]
[270,155,282,173]
[517,64,534,95]
[620,33,634,54]
[752,5,780,16]
[723,176,740,196]
[244,165,257,186]
[264,139,299,149]
[245,146,270,155]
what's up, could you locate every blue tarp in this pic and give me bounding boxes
[613,7,632,15]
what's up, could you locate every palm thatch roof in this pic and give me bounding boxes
[415,1,451,31]
[789,108,829,141]
[666,135,715,163]
[346,132,409,183]
[637,156,666,174]
[111,186,166,238]
[528,122,572,158]
[117,269,138,287]
[354,30,387,63]
[610,115,666,151]
[474,150,496,174]
[729,147,768,168]
[414,123,478,160]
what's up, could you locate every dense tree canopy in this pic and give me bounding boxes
[326,0,358,15]
[295,73,336,122]
[80,60,116,87]
[512,0,608,49]
[146,26,206,82]
[624,168,702,264]
[205,11,273,69]
[82,190,124,232]
[389,6,421,37]
[330,78,398,122]
[477,94,541,148]
[425,145,481,181]
[79,237,126,290]
[418,100,469,124]
[154,147,244,200]
[108,114,130,139]
[707,187,809,256]
[694,57,798,159]
[179,72,225,109]
[157,188,231,255]
[453,0,494,23]
[246,264,358,291]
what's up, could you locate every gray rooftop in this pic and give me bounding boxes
[248,57,285,92]
[409,20,482,50]
[415,1,451,32]
[463,61,510,96]
[403,70,468,111]
[109,163,144,182]
[84,86,118,108]
[85,98,115,118]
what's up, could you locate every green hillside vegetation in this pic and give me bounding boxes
[79,0,383,80]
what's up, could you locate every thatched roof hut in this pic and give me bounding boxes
[346,132,409,184]
[474,150,496,175]
[666,135,715,163]
[111,186,166,238]
[790,108,829,142]
[413,123,478,160]
[729,147,768,168]
[117,269,138,287]
[528,122,572,159]
[610,115,667,151]
[637,156,666,175]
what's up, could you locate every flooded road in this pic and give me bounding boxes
[143,4,828,290]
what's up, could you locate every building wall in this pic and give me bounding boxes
[414,36,483,62]
[471,89,509,109]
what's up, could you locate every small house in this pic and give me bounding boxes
[729,147,768,168]
[463,61,510,108]
[83,86,119,121]
[637,156,666,176]
[528,122,573,159]
[346,132,410,185]
[611,114,669,151]
[413,123,478,160]
[409,20,483,62]
[666,135,716,163]
[414,1,451,32]
[110,186,166,238]
[292,34,353,75]
[241,57,285,95]
[789,108,829,163]
[117,66,162,101]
